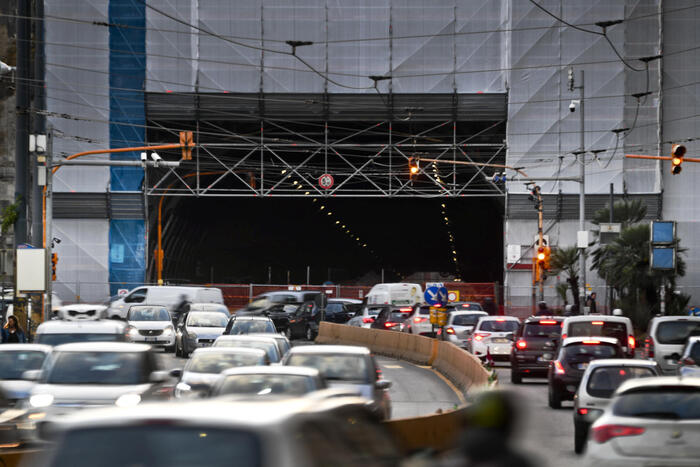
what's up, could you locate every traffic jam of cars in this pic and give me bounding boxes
[1,282,699,466]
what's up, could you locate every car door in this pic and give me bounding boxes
[288,304,308,336]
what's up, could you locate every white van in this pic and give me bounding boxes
[366,283,423,308]
[107,286,224,319]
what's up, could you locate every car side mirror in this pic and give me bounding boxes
[375,379,392,390]
[169,368,183,379]
[149,371,169,384]
[22,370,43,381]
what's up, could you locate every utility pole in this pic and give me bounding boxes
[14,0,30,246]
[572,69,587,314]
[44,130,53,320]
[31,0,46,249]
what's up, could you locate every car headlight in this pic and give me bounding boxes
[128,327,140,338]
[174,382,191,398]
[115,393,141,408]
[162,326,174,337]
[29,394,54,408]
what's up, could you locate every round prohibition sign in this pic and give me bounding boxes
[318,173,334,190]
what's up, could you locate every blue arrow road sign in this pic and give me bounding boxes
[424,286,439,305]
[436,287,448,306]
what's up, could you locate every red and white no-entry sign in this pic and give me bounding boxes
[318,174,334,189]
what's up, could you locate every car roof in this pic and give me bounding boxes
[50,395,372,432]
[288,345,370,355]
[564,315,631,324]
[246,333,288,341]
[232,316,273,322]
[478,316,519,321]
[52,342,151,352]
[57,304,107,312]
[215,335,278,343]
[650,315,700,323]
[0,343,52,353]
[562,336,620,346]
[450,310,487,316]
[328,298,362,304]
[36,320,127,333]
[524,315,565,323]
[616,376,700,394]
[220,365,320,377]
[586,359,659,369]
[191,347,266,356]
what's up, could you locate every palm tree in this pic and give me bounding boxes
[547,246,580,311]
[592,199,647,231]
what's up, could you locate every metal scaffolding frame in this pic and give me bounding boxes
[146,117,507,198]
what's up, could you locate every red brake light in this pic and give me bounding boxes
[413,317,426,324]
[474,332,490,341]
[582,340,601,345]
[516,340,527,350]
[495,318,506,322]
[591,321,604,325]
[577,408,589,415]
[553,360,565,375]
[645,336,655,358]
[539,320,557,324]
[384,322,398,328]
[362,317,375,324]
[399,307,413,312]
[592,425,645,444]
[445,327,456,335]
[562,333,567,340]
[628,335,635,350]
[461,304,470,308]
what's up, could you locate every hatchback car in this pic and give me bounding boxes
[572,359,660,453]
[510,316,564,383]
[677,336,700,376]
[283,345,392,420]
[126,305,175,352]
[346,305,389,329]
[442,311,488,348]
[0,344,52,405]
[213,335,281,363]
[175,311,229,357]
[224,316,277,335]
[585,376,700,466]
[370,307,410,332]
[562,315,636,358]
[174,347,268,399]
[403,305,434,336]
[548,337,624,409]
[209,366,326,398]
[34,395,402,467]
[644,315,700,374]
[34,320,129,346]
[466,316,520,360]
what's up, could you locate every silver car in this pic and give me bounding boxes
[212,335,281,363]
[174,347,268,399]
[175,311,229,357]
[209,366,326,398]
[442,311,488,347]
[644,316,700,374]
[0,344,52,405]
[126,305,175,351]
[283,345,392,420]
[247,333,291,358]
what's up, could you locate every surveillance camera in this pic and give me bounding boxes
[140,152,148,162]
[150,152,162,162]
[569,100,579,113]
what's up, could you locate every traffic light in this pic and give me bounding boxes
[51,253,58,281]
[528,185,542,210]
[179,131,194,160]
[671,144,686,175]
[543,246,551,270]
[408,158,419,178]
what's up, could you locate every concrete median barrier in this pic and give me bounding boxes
[384,407,467,455]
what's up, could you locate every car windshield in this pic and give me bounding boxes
[46,351,148,385]
[185,352,263,373]
[0,351,46,379]
[213,339,279,362]
[563,344,621,363]
[568,321,627,344]
[452,314,484,327]
[35,333,126,346]
[523,322,562,338]
[128,307,170,322]
[215,374,314,397]
[286,354,370,383]
[656,321,700,345]
[50,426,260,467]
[613,388,700,420]
[230,320,275,334]
[479,320,519,332]
[586,366,657,398]
[186,313,228,328]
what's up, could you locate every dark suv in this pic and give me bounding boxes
[547,337,623,409]
[370,307,411,332]
[510,316,564,384]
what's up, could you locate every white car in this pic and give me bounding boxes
[403,305,434,336]
[562,315,636,358]
[466,316,520,360]
[34,320,129,346]
[442,311,488,348]
[0,344,52,405]
[174,347,268,399]
[644,316,700,374]
[345,305,386,329]
[585,376,700,466]
[573,359,660,453]
[126,305,175,351]
[107,286,224,320]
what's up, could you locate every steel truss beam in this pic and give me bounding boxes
[146,118,506,198]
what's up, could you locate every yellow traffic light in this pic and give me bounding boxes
[51,253,58,281]
[543,246,551,270]
[671,144,686,175]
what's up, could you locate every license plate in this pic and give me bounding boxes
[145,337,157,342]
[537,356,551,362]
[199,342,211,347]
[492,338,509,343]
[492,346,510,354]
[578,363,589,370]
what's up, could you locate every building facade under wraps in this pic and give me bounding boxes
[44,1,699,309]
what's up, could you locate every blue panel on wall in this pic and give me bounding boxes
[109,0,146,293]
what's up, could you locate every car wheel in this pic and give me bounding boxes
[574,422,587,454]
[305,326,314,342]
[510,370,522,384]
[285,326,293,340]
[548,384,562,409]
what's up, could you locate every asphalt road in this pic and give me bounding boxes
[494,364,587,467]
[157,348,462,420]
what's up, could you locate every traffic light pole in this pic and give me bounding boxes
[577,71,587,315]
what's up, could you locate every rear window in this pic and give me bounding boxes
[586,366,657,398]
[230,320,276,335]
[562,343,621,362]
[568,321,627,344]
[479,320,519,333]
[452,314,483,327]
[418,306,431,316]
[286,354,370,383]
[523,322,562,338]
[390,312,410,322]
[455,303,483,311]
[50,426,260,467]
[656,321,700,345]
[613,388,700,420]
